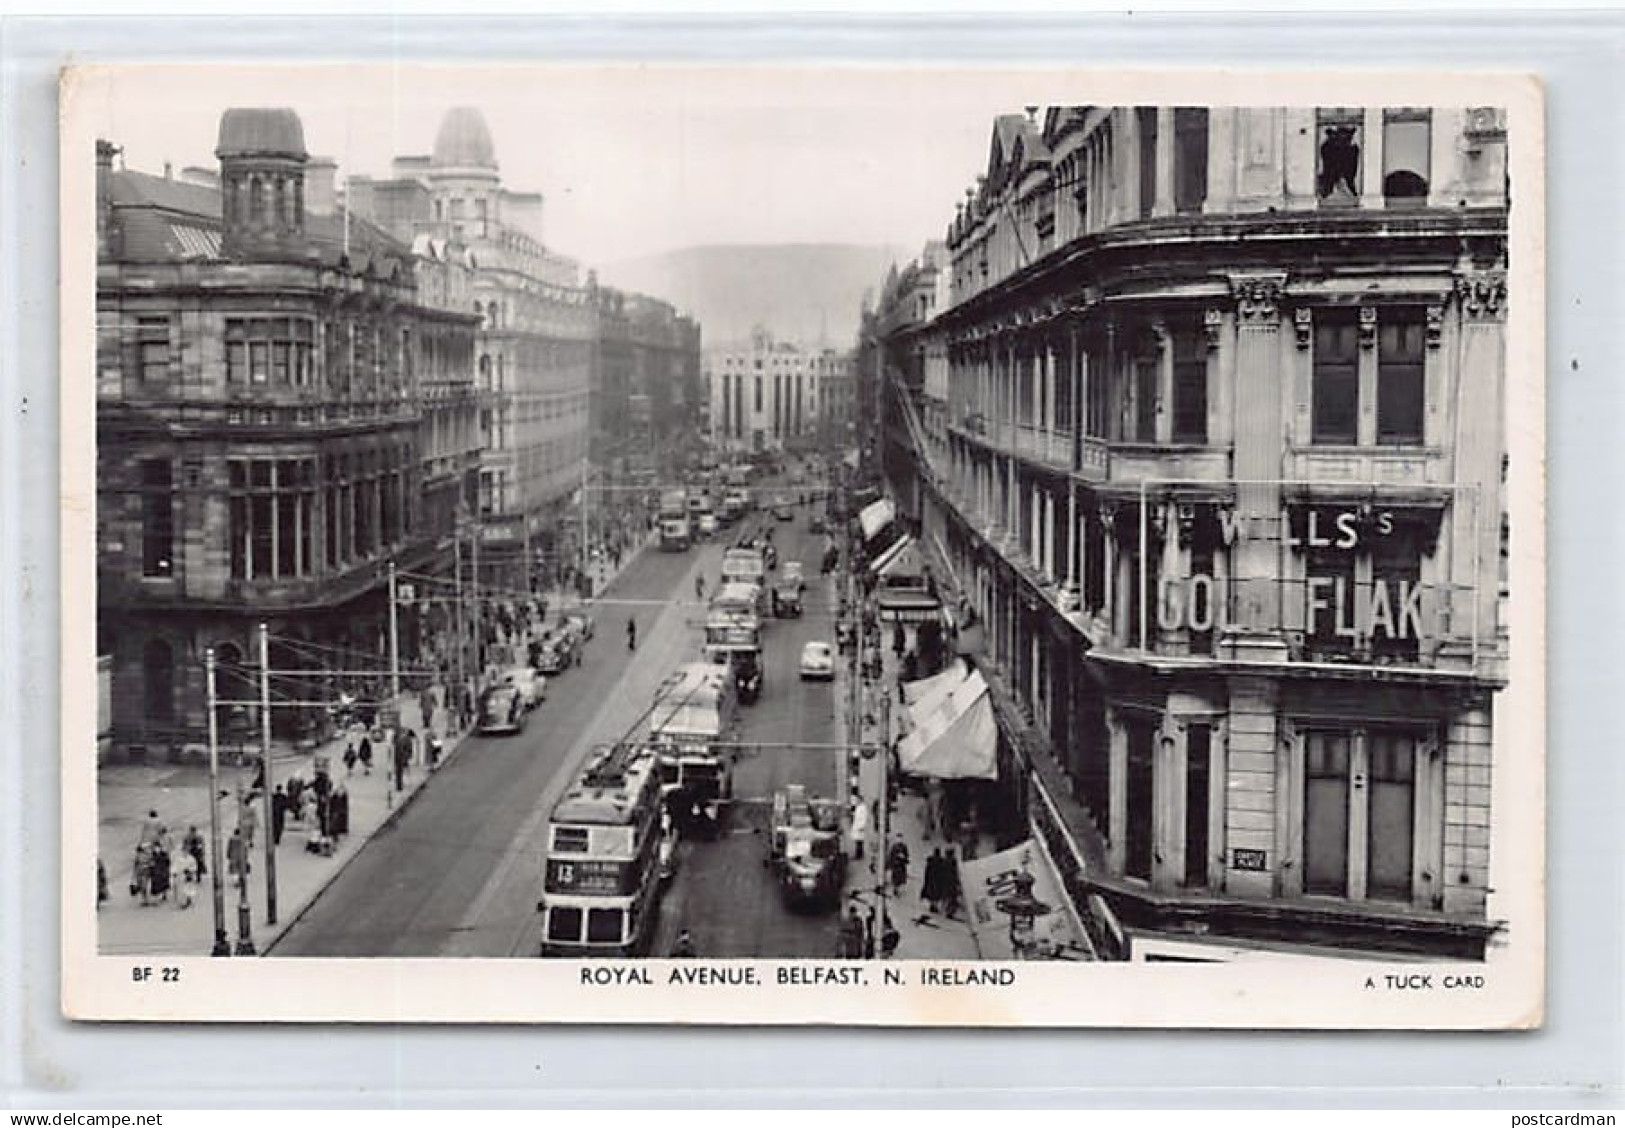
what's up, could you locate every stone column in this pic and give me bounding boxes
[1442,268,1506,671]
[1204,107,1238,215]
[1360,106,1386,210]
[1107,707,1129,875]
[1154,106,1177,217]
[1154,320,1174,445]
[1223,273,1289,660]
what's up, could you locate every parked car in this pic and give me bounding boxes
[477,683,527,735]
[799,641,835,681]
[561,612,594,645]
[533,636,572,675]
[501,666,546,711]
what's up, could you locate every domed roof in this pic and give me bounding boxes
[215,108,308,160]
[432,107,498,170]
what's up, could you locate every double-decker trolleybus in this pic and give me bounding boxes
[538,742,669,957]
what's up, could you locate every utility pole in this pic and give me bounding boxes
[257,622,278,927]
[233,779,254,955]
[203,648,230,957]
[579,456,590,603]
[388,561,401,700]
[471,518,482,683]
[453,522,467,710]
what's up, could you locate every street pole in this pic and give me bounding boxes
[470,519,482,684]
[388,561,401,700]
[203,648,230,957]
[453,522,466,708]
[257,622,278,927]
[579,456,590,604]
[233,780,254,955]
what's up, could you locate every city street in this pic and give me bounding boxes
[271,536,714,957]
[650,502,845,960]
[270,488,845,959]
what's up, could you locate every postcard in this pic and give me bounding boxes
[61,63,1545,1026]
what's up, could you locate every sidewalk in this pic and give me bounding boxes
[97,684,466,957]
[834,574,981,961]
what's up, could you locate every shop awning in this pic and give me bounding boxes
[867,534,912,575]
[900,662,968,715]
[876,537,925,579]
[896,668,997,780]
[858,498,895,542]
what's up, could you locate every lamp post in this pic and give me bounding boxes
[994,864,1053,960]
[257,622,278,927]
[202,648,230,957]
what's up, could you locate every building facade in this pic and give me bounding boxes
[879,105,1510,959]
[347,108,594,593]
[96,109,483,753]
[706,328,848,455]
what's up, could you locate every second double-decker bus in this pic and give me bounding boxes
[538,743,668,957]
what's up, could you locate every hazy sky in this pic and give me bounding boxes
[69,64,1062,268]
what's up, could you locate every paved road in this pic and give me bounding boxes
[270,535,714,957]
[651,501,845,959]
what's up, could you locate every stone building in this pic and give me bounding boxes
[707,328,848,455]
[346,108,594,592]
[96,108,482,753]
[878,105,1511,959]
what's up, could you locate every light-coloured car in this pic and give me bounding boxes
[698,513,719,538]
[798,641,835,681]
[782,561,805,593]
[502,666,545,711]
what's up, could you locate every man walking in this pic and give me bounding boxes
[626,616,637,651]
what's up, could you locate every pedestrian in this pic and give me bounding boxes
[695,573,705,602]
[887,839,910,894]
[942,847,962,920]
[331,786,350,838]
[138,809,163,848]
[358,734,373,776]
[343,739,358,776]
[227,827,249,879]
[839,908,867,960]
[922,848,945,914]
[393,726,416,791]
[626,616,637,651]
[672,930,697,958]
[271,785,289,847]
[97,859,108,909]
[182,825,206,879]
[173,850,199,911]
[238,797,258,849]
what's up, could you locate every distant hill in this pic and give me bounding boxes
[598,243,910,351]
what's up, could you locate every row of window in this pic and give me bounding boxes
[951,304,1430,451]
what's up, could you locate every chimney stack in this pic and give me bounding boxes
[304,156,338,216]
[96,140,121,258]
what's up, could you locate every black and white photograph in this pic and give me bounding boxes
[59,64,1545,1025]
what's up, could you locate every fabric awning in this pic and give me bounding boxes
[896,668,997,780]
[876,592,942,625]
[867,534,912,575]
[901,662,968,712]
[876,537,925,579]
[858,498,895,542]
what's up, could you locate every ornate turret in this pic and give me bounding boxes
[215,108,309,261]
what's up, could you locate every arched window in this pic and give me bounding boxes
[143,639,175,723]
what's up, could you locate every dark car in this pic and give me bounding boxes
[477,684,527,735]
[533,635,573,675]
[772,582,803,618]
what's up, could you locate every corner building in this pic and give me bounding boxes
[892,106,1510,958]
[95,109,482,751]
